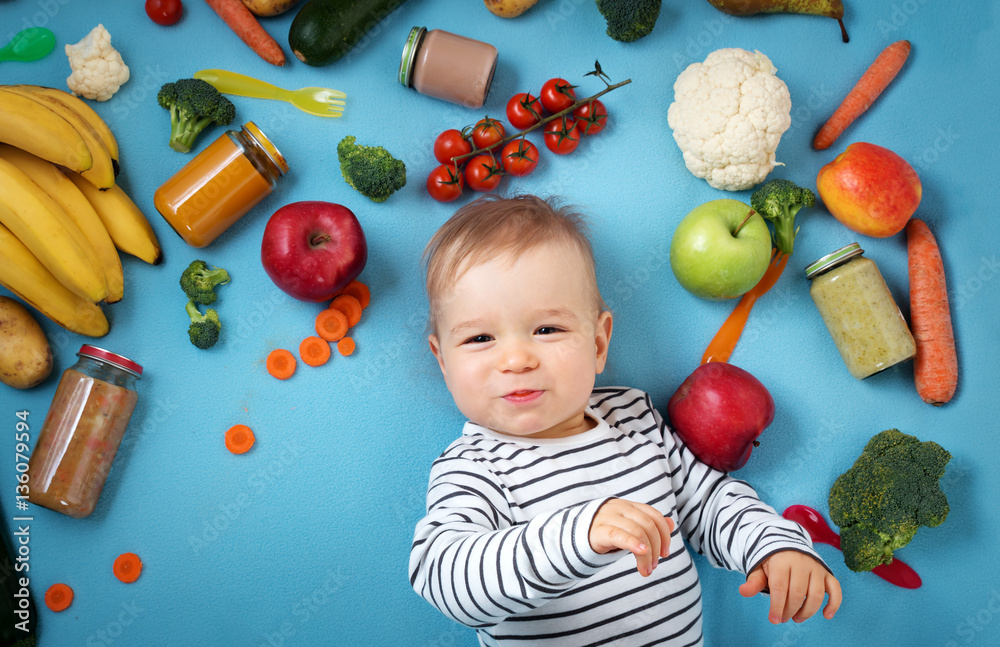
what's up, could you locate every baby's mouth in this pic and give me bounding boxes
[504,390,542,403]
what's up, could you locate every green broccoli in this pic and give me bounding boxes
[180,260,230,305]
[828,429,951,572]
[186,300,221,350]
[750,179,816,255]
[595,0,662,43]
[337,135,406,203]
[158,79,236,153]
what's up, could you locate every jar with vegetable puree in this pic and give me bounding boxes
[806,243,916,380]
[154,121,288,248]
[26,346,142,518]
[399,27,498,108]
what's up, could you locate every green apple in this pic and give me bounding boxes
[670,199,772,300]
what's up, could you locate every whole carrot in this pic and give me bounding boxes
[204,0,285,66]
[906,218,957,406]
[813,40,911,150]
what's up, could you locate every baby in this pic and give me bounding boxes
[409,195,841,646]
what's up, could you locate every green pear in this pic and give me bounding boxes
[705,0,849,42]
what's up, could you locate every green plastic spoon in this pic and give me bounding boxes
[0,27,56,63]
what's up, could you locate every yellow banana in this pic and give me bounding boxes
[0,144,124,303]
[0,87,92,173]
[66,171,164,265]
[11,84,120,175]
[0,157,108,303]
[0,222,108,337]
[2,86,115,190]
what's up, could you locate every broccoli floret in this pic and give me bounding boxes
[158,79,235,153]
[596,0,662,43]
[828,429,951,572]
[750,179,816,255]
[337,135,406,203]
[180,260,230,305]
[186,300,221,350]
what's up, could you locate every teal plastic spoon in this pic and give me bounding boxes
[0,27,56,63]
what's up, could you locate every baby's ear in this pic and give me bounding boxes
[428,335,447,377]
[594,311,613,374]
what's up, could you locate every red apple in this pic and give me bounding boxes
[261,201,367,302]
[816,142,921,238]
[666,363,775,472]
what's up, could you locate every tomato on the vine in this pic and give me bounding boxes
[465,155,503,192]
[506,93,543,130]
[500,139,539,177]
[539,78,577,114]
[433,129,472,165]
[145,0,183,25]
[572,99,608,135]
[427,164,464,203]
[544,117,580,155]
[471,117,505,151]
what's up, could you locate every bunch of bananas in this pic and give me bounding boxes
[0,84,163,337]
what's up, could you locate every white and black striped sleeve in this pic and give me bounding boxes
[408,454,620,628]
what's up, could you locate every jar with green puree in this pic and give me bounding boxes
[806,243,916,380]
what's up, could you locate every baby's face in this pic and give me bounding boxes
[429,241,612,439]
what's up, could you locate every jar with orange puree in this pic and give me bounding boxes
[154,122,288,248]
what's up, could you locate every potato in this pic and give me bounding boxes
[484,0,540,18]
[240,0,302,17]
[0,296,53,389]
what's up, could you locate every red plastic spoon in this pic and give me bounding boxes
[783,504,922,589]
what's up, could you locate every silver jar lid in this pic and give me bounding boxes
[805,242,864,279]
[398,27,427,88]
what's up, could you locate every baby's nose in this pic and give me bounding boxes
[499,340,538,372]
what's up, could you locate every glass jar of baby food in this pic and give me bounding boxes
[27,346,142,518]
[399,27,499,108]
[806,243,916,380]
[154,121,288,248]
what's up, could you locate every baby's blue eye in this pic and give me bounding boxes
[464,334,492,344]
[535,326,563,335]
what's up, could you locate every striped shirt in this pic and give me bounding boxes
[409,387,824,646]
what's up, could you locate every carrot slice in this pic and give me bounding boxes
[266,348,296,380]
[338,280,370,309]
[113,552,143,583]
[299,336,332,367]
[329,294,362,327]
[45,583,73,612]
[225,424,256,454]
[337,336,356,356]
[315,308,349,342]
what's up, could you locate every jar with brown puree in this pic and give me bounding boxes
[806,243,916,380]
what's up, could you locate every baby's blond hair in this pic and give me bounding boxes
[424,195,605,331]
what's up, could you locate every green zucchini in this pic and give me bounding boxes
[288,0,410,67]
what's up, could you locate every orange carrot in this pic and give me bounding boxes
[45,583,73,612]
[315,308,349,342]
[113,552,143,583]
[337,336,356,357]
[299,336,332,367]
[701,250,789,364]
[814,40,911,150]
[203,0,285,66]
[330,294,363,327]
[225,424,256,454]
[266,348,296,380]
[906,219,957,405]
[338,280,370,309]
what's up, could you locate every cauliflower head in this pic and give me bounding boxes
[65,25,130,102]
[667,48,791,192]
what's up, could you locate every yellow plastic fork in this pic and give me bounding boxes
[193,69,345,118]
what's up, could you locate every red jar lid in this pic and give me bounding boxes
[78,345,143,376]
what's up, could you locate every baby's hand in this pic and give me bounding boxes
[739,550,842,624]
[589,499,675,577]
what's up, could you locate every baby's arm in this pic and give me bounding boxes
[739,550,842,624]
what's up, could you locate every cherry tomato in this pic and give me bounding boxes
[544,117,580,155]
[465,155,503,193]
[506,93,543,130]
[500,139,539,177]
[433,129,472,165]
[427,164,464,203]
[145,0,183,26]
[539,78,577,114]
[572,99,608,135]
[471,117,505,152]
